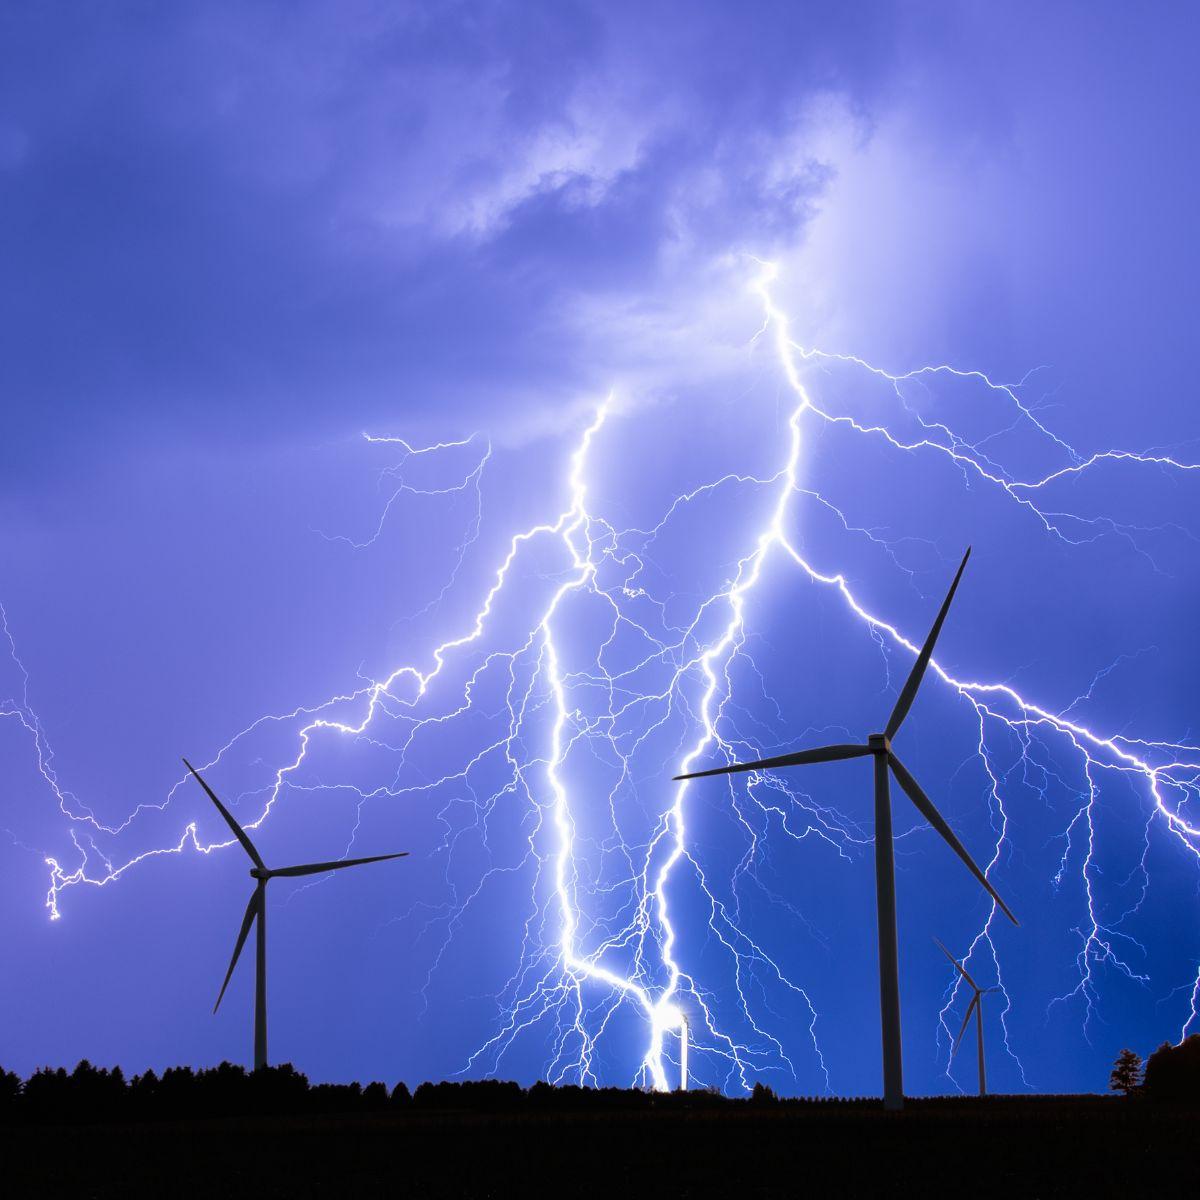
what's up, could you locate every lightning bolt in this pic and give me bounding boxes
[6,261,1199,1094]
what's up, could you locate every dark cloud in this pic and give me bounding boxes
[0,0,911,482]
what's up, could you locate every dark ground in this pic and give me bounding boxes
[4,1096,1195,1199]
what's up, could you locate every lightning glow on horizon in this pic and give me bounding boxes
[4,261,1200,1094]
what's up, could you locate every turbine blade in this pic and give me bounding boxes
[933,936,979,991]
[673,744,871,782]
[884,549,971,740]
[214,890,260,1013]
[888,753,1018,926]
[183,758,265,870]
[269,851,409,878]
[952,994,979,1059]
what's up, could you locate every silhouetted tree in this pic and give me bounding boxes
[750,1082,779,1106]
[1109,1048,1143,1096]
[1142,1035,1200,1102]
[22,1066,67,1116]
[128,1069,157,1117]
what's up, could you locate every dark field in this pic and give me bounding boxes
[5,1096,1196,1199]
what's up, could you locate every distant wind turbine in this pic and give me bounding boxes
[936,937,999,1096]
[184,758,408,1070]
[658,1004,689,1091]
[674,548,1018,1110]
[679,1012,689,1092]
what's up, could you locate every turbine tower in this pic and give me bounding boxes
[184,758,408,1070]
[657,1005,689,1091]
[936,937,998,1096]
[674,548,1018,1110]
[679,1012,689,1091]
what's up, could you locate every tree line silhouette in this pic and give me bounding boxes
[1,1038,1196,1123]
[0,1062,776,1123]
[0,1066,1044,1123]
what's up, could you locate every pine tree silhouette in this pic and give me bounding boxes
[1109,1048,1143,1096]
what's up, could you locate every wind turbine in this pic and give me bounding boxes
[658,1005,689,1090]
[673,548,1018,1110]
[679,1012,689,1091]
[184,758,408,1071]
[936,937,998,1096]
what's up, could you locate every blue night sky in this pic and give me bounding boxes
[2,1,1198,1097]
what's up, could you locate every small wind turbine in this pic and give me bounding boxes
[674,549,1018,1110]
[936,937,998,1096]
[680,1013,689,1091]
[659,1004,689,1090]
[184,758,408,1071]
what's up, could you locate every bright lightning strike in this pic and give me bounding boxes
[5,261,1199,1094]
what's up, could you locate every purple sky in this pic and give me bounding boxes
[2,2,1199,1096]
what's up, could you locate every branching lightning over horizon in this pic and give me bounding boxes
[4,261,1200,1095]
